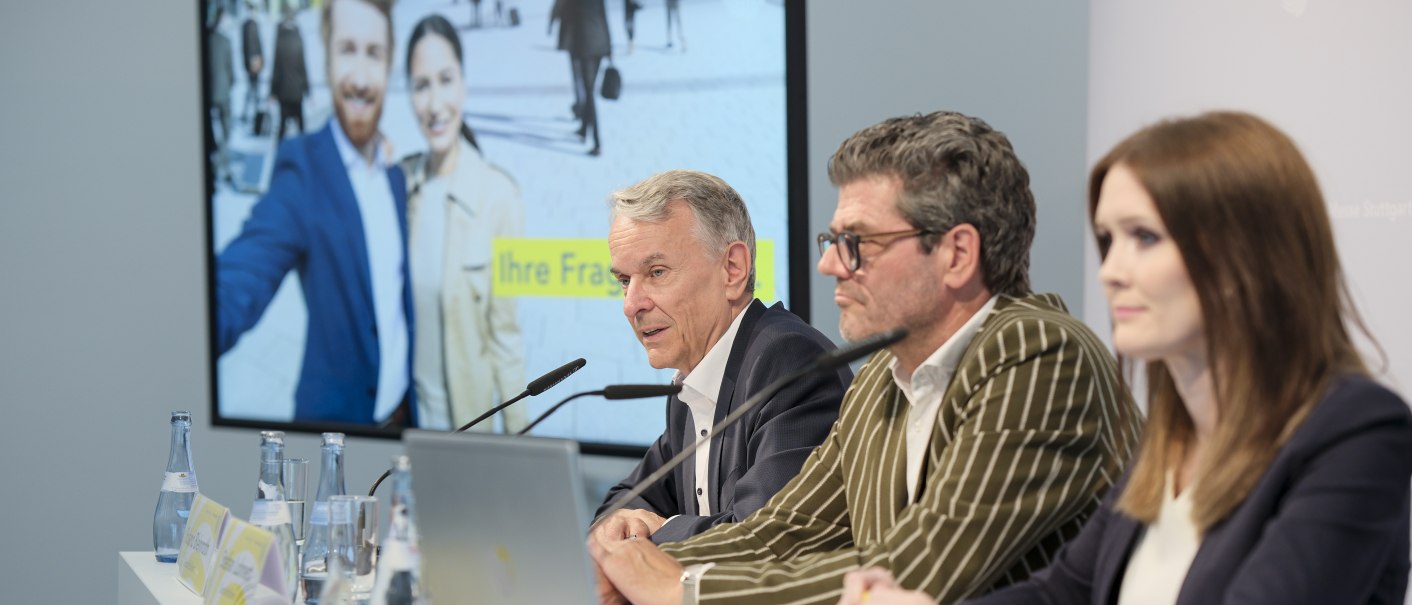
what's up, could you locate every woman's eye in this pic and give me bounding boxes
[1132,228,1161,247]
[1094,230,1112,258]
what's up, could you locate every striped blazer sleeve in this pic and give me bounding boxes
[659,379,864,567]
[660,294,1140,605]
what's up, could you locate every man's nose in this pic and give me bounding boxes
[817,245,850,279]
[622,281,652,318]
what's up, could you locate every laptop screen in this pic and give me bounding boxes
[404,429,598,604]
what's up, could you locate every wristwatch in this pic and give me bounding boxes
[679,562,715,605]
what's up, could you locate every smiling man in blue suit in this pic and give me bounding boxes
[217,0,414,426]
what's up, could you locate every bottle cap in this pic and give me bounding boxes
[393,455,412,472]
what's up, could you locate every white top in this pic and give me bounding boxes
[673,305,750,517]
[330,120,409,423]
[890,295,997,502]
[1117,474,1203,605]
[410,176,451,430]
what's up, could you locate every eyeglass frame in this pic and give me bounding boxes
[816,227,938,274]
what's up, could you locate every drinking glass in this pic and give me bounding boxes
[282,458,310,548]
[329,495,379,600]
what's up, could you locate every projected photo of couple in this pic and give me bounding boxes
[206,0,794,450]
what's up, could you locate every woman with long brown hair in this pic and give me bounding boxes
[838,112,1412,604]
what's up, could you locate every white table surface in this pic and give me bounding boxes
[117,552,202,605]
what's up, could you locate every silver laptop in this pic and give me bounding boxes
[404,429,597,605]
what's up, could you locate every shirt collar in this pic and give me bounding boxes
[891,295,1000,394]
[675,302,752,410]
[329,117,386,171]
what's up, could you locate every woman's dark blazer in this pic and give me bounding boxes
[965,374,1412,604]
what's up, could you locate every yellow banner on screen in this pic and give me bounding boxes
[492,238,776,300]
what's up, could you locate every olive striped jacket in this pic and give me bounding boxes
[660,293,1142,604]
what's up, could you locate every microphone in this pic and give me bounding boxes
[369,358,586,496]
[455,357,587,433]
[526,358,587,396]
[603,384,683,400]
[594,328,906,524]
[517,383,682,436]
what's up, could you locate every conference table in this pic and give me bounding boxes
[120,551,322,604]
[117,552,201,605]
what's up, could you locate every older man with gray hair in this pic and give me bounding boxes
[593,169,851,544]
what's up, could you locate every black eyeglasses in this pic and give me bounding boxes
[816,228,935,274]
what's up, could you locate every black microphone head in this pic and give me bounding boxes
[526,358,587,395]
[817,328,908,371]
[602,383,682,400]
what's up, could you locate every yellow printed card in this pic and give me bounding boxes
[203,518,289,605]
[177,494,229,595]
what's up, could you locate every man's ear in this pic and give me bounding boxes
[940,224,983,290]
[722,241,752,300]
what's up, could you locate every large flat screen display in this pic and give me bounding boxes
[202,0,806,452]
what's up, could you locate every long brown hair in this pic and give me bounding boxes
[1089,111,1372,531]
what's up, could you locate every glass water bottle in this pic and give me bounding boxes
[153,411,198,563]
[369,456,428,605]
[301,432,347,603]
[250,430,299,600]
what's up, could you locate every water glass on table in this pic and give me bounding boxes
[329,495,379,601]
[282,458,310,549]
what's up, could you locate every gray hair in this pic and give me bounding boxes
[609,170,757,292]
[827,111,1036,296]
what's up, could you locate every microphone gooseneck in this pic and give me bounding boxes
[369,358,588,496]
[452,357,588,435]
[517,384,682,436]
[517,390,602,436]
[593,328,907,524]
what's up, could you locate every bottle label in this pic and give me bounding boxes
[309,501,330,526]
[249,500,292,526]
[161,471,199,493]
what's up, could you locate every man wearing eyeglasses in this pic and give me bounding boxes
[590,111,1142,605]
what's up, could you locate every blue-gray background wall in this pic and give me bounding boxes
[0,1,1089,602]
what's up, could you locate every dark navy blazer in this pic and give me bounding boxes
[597,300,851,543]
[966,374,1412,604]
[216,123,414,425]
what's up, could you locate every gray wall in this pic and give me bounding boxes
[805,1,1090,341]
[0,1,1089,602]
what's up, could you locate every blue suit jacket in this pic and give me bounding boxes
[965,374,1412,604]
[216,123,414,425]
[597,300,851,543]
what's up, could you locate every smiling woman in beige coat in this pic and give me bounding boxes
[400,15,525,432]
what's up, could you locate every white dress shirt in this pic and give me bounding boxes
[330,120,409,423]
[673,306,750,517]
[890,295,998,502]
[1118,473,1202,605]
